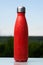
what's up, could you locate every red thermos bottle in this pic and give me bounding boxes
[14,7,28,62]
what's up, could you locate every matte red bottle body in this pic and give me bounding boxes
[14,12,28,62]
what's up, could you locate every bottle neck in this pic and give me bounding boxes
[17,12,25,16]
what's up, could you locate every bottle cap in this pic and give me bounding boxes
[17,6,25,13]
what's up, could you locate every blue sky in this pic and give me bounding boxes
[0,0,43,36]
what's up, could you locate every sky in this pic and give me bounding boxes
[0,0,43,36]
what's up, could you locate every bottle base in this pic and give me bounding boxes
[15,59,27,62]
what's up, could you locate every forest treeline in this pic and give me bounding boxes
[0,36,43,57]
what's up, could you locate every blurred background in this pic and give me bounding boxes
[0,0,43,57]
[0,36,43,57]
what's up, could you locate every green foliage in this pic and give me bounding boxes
[0,43,5,56]
[5,37,13,57]
[0,36,43,57]
[29,41,40,57]
[29,37,43,57]
[0,36,13,57]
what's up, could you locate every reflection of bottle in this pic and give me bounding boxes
[14,7,28,62]
[14,62,28,65]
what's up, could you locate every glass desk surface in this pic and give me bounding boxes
[0,58,43,65]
